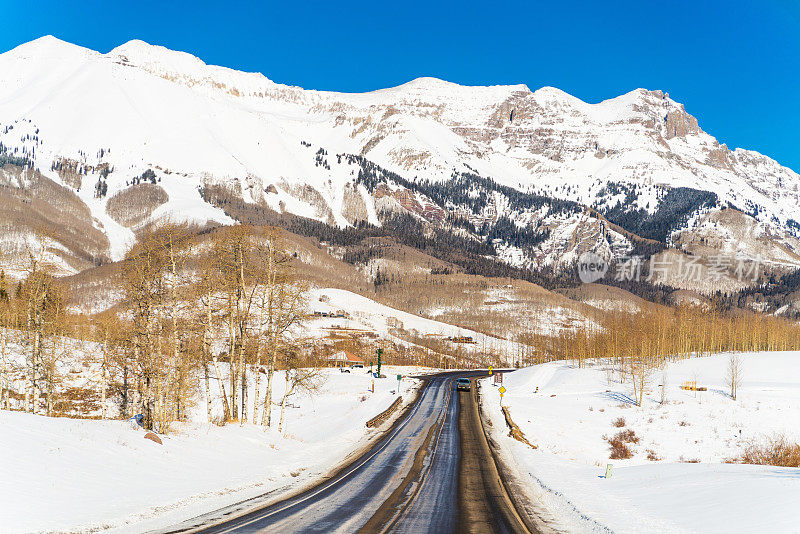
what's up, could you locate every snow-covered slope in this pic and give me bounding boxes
[2,36,799,275]
[482,353,800,533]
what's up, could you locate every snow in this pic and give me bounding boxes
[481,352,800,533]
[2,35,799,265]
[0,365,430,534]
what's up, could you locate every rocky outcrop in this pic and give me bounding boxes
[706,144,734,170]
[373,184,446,222]
[664,106,700,139]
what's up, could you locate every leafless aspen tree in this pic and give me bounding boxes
[727,353,743,401]
[256,232,306,429]
[277,348,322,434]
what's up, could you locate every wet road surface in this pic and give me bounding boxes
[160,372,534,534]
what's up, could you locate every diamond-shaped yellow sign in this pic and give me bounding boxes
[498,386,506,395]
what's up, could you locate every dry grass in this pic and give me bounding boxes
[612,416,626,428]
[735,435,800,467]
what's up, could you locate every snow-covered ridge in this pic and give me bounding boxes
[1,35,799,270]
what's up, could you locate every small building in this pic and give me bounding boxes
[324,351,364,367]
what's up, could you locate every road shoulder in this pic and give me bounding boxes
[476,379,564,534]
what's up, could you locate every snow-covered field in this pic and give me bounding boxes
[481,352,800,533]
[0,365,428,534]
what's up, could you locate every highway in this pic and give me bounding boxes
[160,372,535,534]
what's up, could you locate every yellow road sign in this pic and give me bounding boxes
[498,386,506,395]
[489,366,493,376]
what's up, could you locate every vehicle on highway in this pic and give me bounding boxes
[351,363,364,369]
[456,378,471,391]
[339,367,350,373]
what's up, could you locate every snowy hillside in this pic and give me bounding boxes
[2,36,800,279]
[481,353,800,533]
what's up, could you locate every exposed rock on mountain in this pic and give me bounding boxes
[1,36,799,292]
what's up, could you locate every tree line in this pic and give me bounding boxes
[520,303,800,405]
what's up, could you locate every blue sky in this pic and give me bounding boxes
[2,0,799,170]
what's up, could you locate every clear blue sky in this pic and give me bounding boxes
[3,0,799,170]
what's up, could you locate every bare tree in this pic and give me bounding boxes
[214,225,263,422]
[727,353,743,401]
[119,222,198,432]
[0,272,12,410]
[659,371,668,406]
[629,352,656,407]
[261,276,306,426]
[14,241,67,414]
[193,266,231,423]
[277,351,323,435]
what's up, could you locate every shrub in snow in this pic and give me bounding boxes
[616,429,640,444]
[605,430,639,459]
[737,435,800,467]
[607,438,632,459]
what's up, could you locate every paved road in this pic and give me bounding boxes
[161,372,533,534]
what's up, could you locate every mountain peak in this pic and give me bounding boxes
[4,35,90,59]
[381,76,530,100]
[108,39,206,70]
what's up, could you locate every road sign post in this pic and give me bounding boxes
[489,365,493,376]
[397,374,402,393]
[498,385,506,405]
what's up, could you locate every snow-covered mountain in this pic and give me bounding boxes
[2,35,799,284]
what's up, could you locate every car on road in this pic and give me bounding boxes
[455,378,471,391]
[351,363,364,369]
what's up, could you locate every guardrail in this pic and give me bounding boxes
[366,397,403,428]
